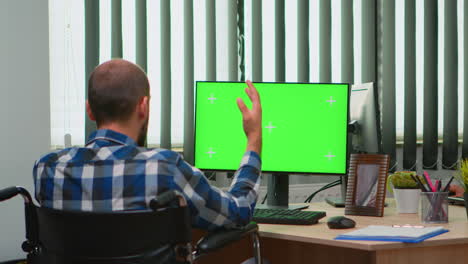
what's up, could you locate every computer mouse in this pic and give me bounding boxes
[327,216,356,229]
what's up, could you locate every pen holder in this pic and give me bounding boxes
[420,192,448,224]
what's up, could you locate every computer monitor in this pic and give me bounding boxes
[194,81,349,209]
[349,82,381,154]
[325,82,382,207]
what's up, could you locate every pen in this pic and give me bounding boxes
[421,171,431,191]
[435,179,441,192]
[424,171,436,192]
[442,176,454,192]
[410,174,428,192]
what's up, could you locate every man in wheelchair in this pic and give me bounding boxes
[0,59,263,263]
[33,59,262,230]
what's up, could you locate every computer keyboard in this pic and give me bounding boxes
[253,208,326,225]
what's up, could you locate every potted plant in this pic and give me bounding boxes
[455,159,468,218]
[387,171,422,213]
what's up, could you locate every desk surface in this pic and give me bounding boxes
[258,200,468,251]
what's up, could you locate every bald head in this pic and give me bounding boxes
[88,59,149,126]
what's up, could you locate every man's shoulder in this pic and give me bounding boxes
[132,147,182,162]
[35,148,68,164]
[35,146,182,165]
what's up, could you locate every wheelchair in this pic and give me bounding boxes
[0,186,262,264]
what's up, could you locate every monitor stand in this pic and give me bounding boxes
[255,173,309,210]
[325,175,348,208]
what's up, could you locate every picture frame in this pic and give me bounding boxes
[344,154,390,217]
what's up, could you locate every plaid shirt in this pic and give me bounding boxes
[33,129,261,230]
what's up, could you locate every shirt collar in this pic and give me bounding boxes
[86,129,137,147]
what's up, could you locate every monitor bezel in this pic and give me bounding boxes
[193,80,350,176]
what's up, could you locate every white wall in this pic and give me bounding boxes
[0,0,50,260]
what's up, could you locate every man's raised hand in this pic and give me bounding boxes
[236,80,262,155]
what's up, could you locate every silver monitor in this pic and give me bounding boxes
[350,82,381,154]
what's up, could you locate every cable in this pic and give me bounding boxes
[261,178,341,204]
[305,182,340,203]
[304,179,341,203]
[388,161,398,172]
[305,181,341,203]
[304,180,341,203]
[206,171,216,181]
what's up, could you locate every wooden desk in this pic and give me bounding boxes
[196,201,468,264]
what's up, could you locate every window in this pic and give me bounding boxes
[49,0,466,149]
[49,0,235,148]
[49,0,85,148]
[394,0,465,141]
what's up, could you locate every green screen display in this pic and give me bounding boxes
[194,82,349,174]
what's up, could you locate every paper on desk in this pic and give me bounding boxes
[335,225,449,243]
[341,225,445,238]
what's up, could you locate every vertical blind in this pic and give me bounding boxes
[50,0,467,170]
[422,0,438,170]
[379,0,466,170]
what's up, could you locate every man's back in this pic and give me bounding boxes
[34,129,261,230]
[34,60,263,230]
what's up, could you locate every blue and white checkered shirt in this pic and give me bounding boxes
[33,129,261,230]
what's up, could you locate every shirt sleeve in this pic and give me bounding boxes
[173,151,261,230]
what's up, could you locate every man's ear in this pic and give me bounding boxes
[137,96,149,120]
[86,100,96,121]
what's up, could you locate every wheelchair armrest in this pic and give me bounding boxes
[0,186,21,202]
[0,186,33,203]
[149,190,187,210]
[196,222,258,255]
[0,186,32,203]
